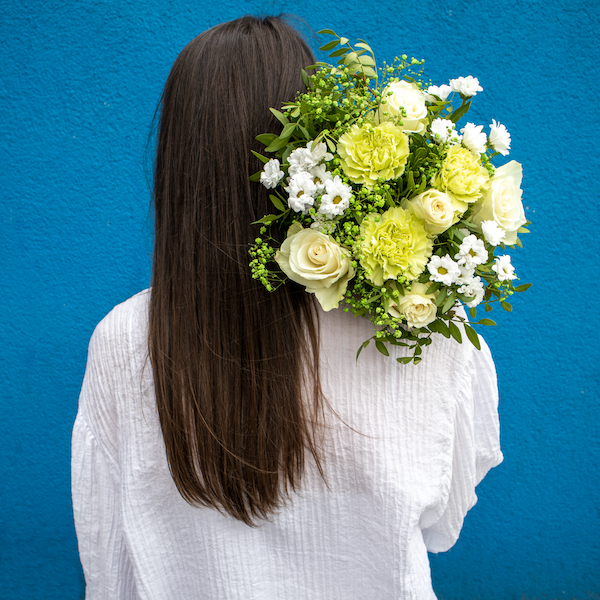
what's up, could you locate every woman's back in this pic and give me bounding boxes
[73,288,501,599]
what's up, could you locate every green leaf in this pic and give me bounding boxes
[330,47,349,58]
[264,136,290,153]
[397,356,413,364]
[320,40,339,51]
[442,292,456,314]
[360,66,377,79]
[484,303,492,312]
[425,282,440,295]
[437,320,451,338]
[338,37,349,46]
[435,291,447,307]
[269,108,289,126]
[413,357,422,365]
[449,99,472,123]
[375,340,390,356]
[358,55,376,67]
[252,213,279,224]
[280,122,297,139]
[318,29,337,36]
[356,338,370,361]
[514,283,532,292]
[290,106,301,118]
[249,171,261,182]
[256,133,277,147]
[464,325,481,350]
[301,69,310,89]
[269,194,285,211]
[469,307,477,319]
[355,41,373,53]
[449,321,463,344]
[501,301,513,312]
[251,150,269,164]
[478,318,496,326]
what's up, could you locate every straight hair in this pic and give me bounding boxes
[148,16,323,525]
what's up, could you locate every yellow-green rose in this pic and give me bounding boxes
[358,207,433,286]
[388,282,438,328]
[431,145,489,209]
[337,122,409,188]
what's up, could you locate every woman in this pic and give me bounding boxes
[72,15,502,599]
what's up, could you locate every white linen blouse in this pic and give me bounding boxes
[72,289,502,600]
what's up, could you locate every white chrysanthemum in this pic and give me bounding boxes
[460,122,487,154]
[285,172,317,213]
[260,158,284,189]
[318,176,352,218]
[308,141,334,164]
[427,254,461,285]
[288,142,333,176]
[457,264,475,284]
[489,119,511,156]
[425,84,453,102]
[458,276,485,307]
[455,234,488,268]
[288,147,314,177]
[309,164,333,192]
[430,118,460,144]
[449,76,483,97]
[481,220,506,246]
[492,255,517,281]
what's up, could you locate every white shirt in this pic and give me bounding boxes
[72,289,502,599]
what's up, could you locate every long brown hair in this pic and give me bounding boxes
[149,16,323,525]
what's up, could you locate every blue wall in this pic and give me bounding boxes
[2,0,598,598]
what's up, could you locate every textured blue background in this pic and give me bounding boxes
[2,0,598,598]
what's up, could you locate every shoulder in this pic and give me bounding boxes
[90,289,151,355]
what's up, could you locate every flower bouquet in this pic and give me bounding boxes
[249,30,530,364]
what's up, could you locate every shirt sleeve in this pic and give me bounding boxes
[421,337,503,553]
[71,314,141,599]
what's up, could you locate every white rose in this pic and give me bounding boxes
[471,161,526,245]
[404,189,461,235]
[388,282,437,328]
[379,80,428,134]
[275,225,355,311]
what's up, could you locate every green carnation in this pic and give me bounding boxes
[358,207,433,286]
[431,145,489,209]
[338,122,409,188]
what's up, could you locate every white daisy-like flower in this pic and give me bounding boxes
[488,119,511,156]
[309,164,333,192]
[285,172,317,213]
[318,176,352,218]
[492,255,517,281]
[455,234,488,268]
[430,118,460,144]
[460,122,487,154]
[427,254,461,285]
[458,276,485,307]
[481,220,506,246]
[449,76,483,97]
[260,158,284,189]
[425,84,453,102]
